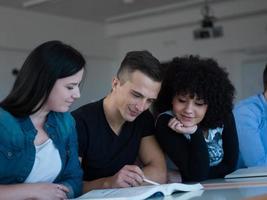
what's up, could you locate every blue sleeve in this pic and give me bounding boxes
[234,104,267,167]
[57,115,83,198]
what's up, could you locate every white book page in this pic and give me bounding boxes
[152,190,204,200]
[77,185,157,199]
[166,183,203,194]
[75,183,203,200]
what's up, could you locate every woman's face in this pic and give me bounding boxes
[45,68,84,113]
[172,93,208,127]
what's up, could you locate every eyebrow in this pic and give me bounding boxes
[131,89,156,101]
[131,90,144,97]
[66,82,80,86]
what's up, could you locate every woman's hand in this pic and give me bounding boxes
[168,117,197,134]
[30,183,69,200]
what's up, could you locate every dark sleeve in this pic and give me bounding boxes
[208,112,239,178]
[155,114,210,182]
[141,110,155,137]
[71,110,89,158]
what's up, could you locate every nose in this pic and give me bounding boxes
[184,102,193,114]
[72,88,81,99]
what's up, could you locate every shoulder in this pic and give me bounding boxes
[156,112,173,126]
[0,108,22,141]
[138,109,153,119]
[0,107,16,120]
[0,107,19,127]
[72,99,102,121]
[132,110,155,127]
[51,112,76,136]
[136,109,159,125]
[234,94,265,118]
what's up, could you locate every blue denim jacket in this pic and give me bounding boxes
[0,108,83,198]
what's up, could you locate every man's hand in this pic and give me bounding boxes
[106,165,144,188]
[168,117,197,134]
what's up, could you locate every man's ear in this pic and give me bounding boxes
[112,77,120,90]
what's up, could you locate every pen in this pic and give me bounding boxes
[143,178,160,186]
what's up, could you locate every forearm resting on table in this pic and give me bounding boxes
[83,177,112,192]
[0,184,36,200]
[142,163,167,184]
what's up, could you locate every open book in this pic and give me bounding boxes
[225,166,267,179]
[74,183,203,200]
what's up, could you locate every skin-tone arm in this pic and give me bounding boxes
[138,135,167,184]
[82,161,144,192]
[0,183,69,200]
[82,136,167,192]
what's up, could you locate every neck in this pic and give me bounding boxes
[103,95,125,135]
[30,108,49,129]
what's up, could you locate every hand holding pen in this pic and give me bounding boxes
[143,178,160,186]
[108,165,160,188]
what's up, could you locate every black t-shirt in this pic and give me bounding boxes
[155,112,239,182]
[72,99,154,181]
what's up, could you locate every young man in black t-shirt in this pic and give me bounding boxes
[72,50,167,192]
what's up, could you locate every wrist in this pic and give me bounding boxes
[182,125,198,134]
[103,177,111,189]
[26,184,38,199]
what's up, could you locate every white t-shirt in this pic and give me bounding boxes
[25,138,62,183]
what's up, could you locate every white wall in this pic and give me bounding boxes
[107,0,267,101]
[1,0,266,107]
[0,6,119,108]
[71,59,118,110]
[241,60,266,99]
[0,50,27,100]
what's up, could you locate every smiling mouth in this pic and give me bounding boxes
[180,115,194,121]
[128,107,139,117]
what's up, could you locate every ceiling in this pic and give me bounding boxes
[0,0,195,23]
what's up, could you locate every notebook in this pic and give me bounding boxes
[73,183,203,200]
[225,166,267,179]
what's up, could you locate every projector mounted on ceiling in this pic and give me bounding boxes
[193,0,223,40]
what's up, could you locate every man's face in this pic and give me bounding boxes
[112,70,161,122]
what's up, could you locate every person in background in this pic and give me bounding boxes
[72,50,167,192]
[0,40,85,200]
[154,55,238,182]
[234,64,267,168]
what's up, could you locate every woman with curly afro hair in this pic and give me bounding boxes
[154,55,239,182]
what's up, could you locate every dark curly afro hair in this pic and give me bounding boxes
[154,55,235,130]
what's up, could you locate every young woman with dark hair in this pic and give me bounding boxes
[0,40,85,199]
[154,55,239,182]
